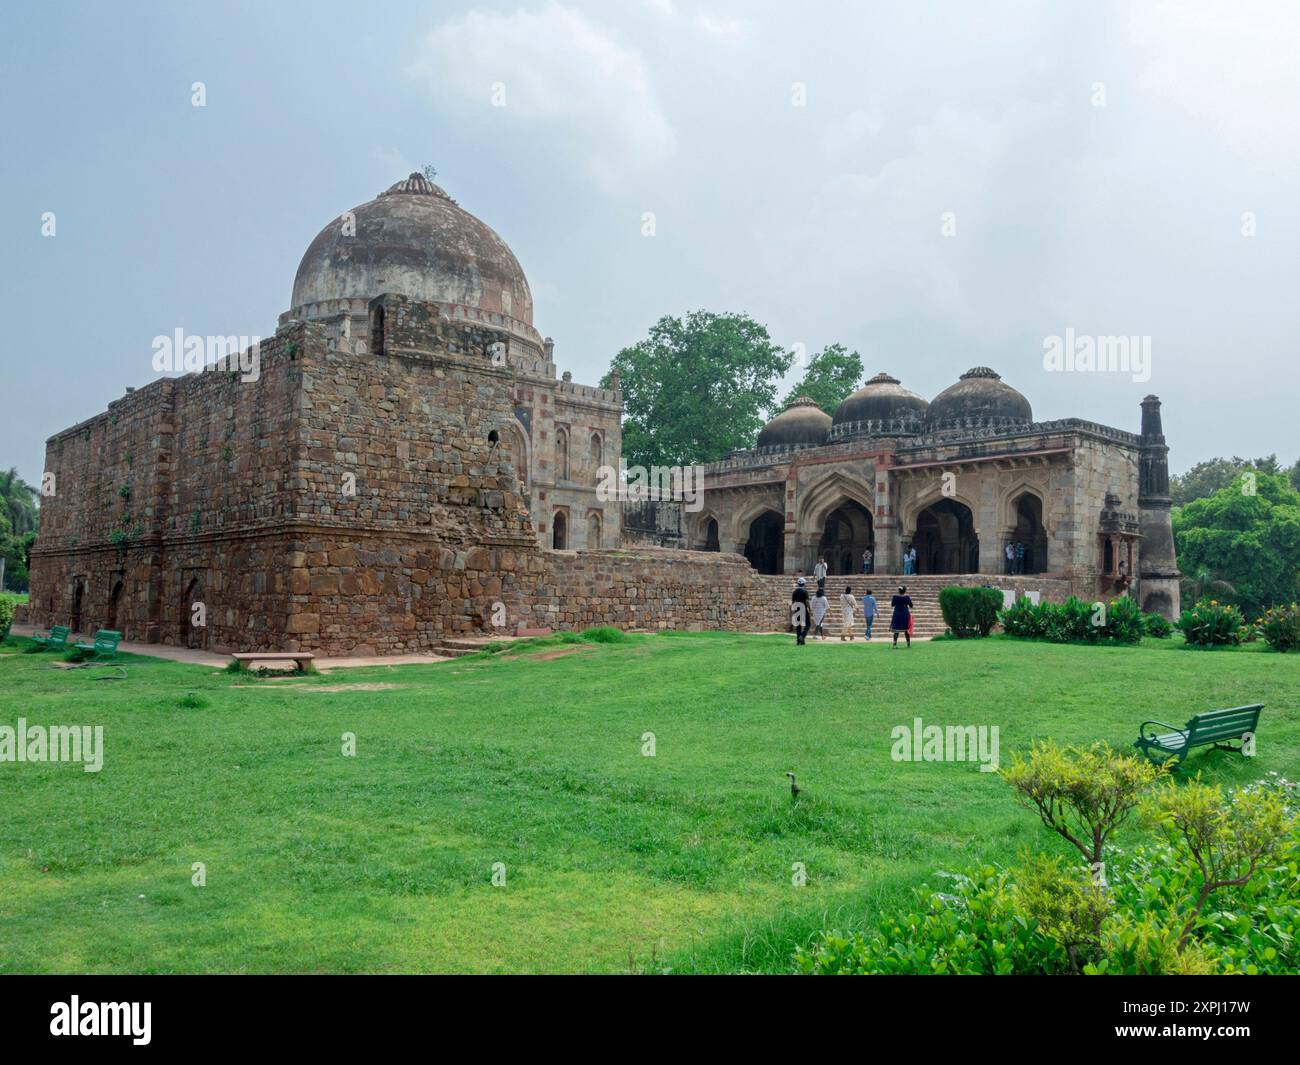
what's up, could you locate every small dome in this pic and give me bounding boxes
[288,173,541,349]
[830,372,929,437]
[757,396,832,448]
[928,367,1032,431]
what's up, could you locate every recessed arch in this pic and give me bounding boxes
[743,510,785,574]
[797,470,876,535]
[729,496,786,549]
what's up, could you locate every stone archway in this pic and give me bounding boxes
[704,517,720,552]
[913,499,979,574]
[1008,491,1049,574]
[70,578,85,635]
[818,500,873,576]
[552,510,568,550]
[744,511,784,574]
[106,577,124,632]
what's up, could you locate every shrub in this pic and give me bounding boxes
[1100,595,1144,643]
[1002,741,1165,867]
[1255,602,1300,652]
[1176,598,1245,646]
[999,595,1145,645]
[937,587,1004,638]
[1141,611,1173,638]
[796,866,1068,975]
[578,625,629,644]
[998,596,1045,638]
[0,593,15,643]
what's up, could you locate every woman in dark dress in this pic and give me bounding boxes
[890,585,913,648]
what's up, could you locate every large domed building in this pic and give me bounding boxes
[26,173,1180,658]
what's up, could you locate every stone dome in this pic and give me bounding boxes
[288,172,542,348]
[928,367,1032,431]
[830,372,930,437]
[757,396,832,448]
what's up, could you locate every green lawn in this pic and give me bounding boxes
[0,632,1295,974]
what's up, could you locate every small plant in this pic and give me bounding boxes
[221,445,234,463]
[579,625,628,644]
[937,587,1003,637]
[1255,602,1300,652]
[0,593,16,643]
[1176,598,1245,647]
[190,510,202,533]
[177,692,209,709]
[118,483,131,501]
[1141,611,1173,638]
[1002,741,1165,867]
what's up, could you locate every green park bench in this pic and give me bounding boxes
[1134,704,1263,767]
[74,630,122,661]
[32,625,71,651]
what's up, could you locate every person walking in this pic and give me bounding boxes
[839,584,857,641]
[890,584,914,649]
[908,546,918,575]
[811,586,830,640]
[814,556,828,594]
[1005,542,1015,575]
[1014,540,1026,575]
[861,588,878,640]
[861,547,873,574]
[901,546,912,575]
[791,577,810,645]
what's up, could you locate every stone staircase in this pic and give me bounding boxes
[755,574,958,638]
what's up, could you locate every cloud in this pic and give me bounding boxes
[408,3,675,190]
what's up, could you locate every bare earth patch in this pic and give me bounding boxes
[528,646,595,662]
[232,682,406,692]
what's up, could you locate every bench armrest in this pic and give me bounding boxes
[1138,720,1187,742]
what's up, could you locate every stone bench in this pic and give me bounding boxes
[230,652,316,673]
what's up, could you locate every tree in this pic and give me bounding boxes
[602,311,792,470]
[1170,455,1284,506]
[780,343,863,416]
[1173,472,1300,617]
[0,468,39,537]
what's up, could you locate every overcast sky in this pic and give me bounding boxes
[3,0,1297,487]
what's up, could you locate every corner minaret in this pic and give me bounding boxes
[1137,395,1180,620]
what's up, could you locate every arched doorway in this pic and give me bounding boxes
[106,578,124,632]
[553,510,568,550]
[1009,492,1049,574]
[744,511,784,574]
[818,500,873,575]
[704,518,720,552]
[70,579,85,634]
[913,499,978,574]
[183,576,206,649]
[587,511,601,549]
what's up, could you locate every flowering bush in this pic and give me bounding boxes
[1176,598,1246,647]
[1255,602,1300,652]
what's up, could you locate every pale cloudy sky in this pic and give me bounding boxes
[3,0,1298,487]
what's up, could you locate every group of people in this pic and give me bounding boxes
[1003,542,1029,574]
[790,578,915,648]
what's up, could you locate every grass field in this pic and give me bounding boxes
[1,631,1296,974]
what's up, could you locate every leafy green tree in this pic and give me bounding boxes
[0,467,39,537]
[602,311,792,469]
[780,343,863,416]
[1173,472,1300,617]
[1170,455,1283,506]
